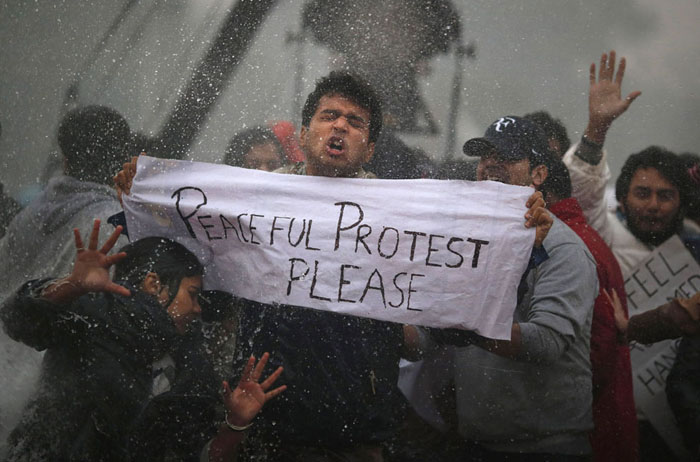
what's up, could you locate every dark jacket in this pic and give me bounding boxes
[235,300,406,453]
[1,279,218,461]
[667,335,700,456]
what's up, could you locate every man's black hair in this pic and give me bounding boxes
[301,71,383,143]
[523,111,571,156]
[115,237,203,305]
[224,126,283,167]
[615,146,691,206]
[539,155,573,201]
[57,105,131,185]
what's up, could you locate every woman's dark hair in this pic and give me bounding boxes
[615,146,691,206]
[301,71,382,143]
[114,237,203,304]
[224,126,283,167]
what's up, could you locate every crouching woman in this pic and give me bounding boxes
[1,220,284,461]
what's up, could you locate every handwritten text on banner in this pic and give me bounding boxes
[123,156,535,339]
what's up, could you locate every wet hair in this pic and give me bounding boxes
[523,111,571,156]
[615,146,691,206]
[223,126,284,167]
[114,237,203,305]
[301,71,382,143]
[57,105,131,185]
[539,155,572,201]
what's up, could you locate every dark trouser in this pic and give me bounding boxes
[463,445,592,462]
[275,444,384,462]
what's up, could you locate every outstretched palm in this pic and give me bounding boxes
[69,219,130,296]
[589,50,641,130]
[222,352,286,428]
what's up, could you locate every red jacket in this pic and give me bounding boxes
[551,197,638,462]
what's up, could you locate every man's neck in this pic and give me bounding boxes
[305,162,361,178]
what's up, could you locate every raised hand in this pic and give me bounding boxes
[222,352,286,429]
[586,50,642,143]
[66,219,130,297]
[39,220,129,303]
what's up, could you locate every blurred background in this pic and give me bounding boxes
[1,0,699,202]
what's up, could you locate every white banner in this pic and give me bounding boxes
[625,235,700,459]
[123,156,535,339]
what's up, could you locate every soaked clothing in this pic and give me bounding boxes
[0,175,126,456]
[667,335,700,456]
[275,162,376,179]
[234,163,404,459]
[0,175,125,302]
[550,198,638,462]
[453,218,598,456]
[1,279,218,461]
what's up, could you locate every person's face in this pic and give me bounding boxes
[300,94,375,178]
[161,275,203,335]
[243,142,284,172]
[622,167,682,245]
[476,150,533,186]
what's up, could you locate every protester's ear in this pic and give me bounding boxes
[299,125,308,149]
[141,272,162,296]
[531,165,548,189]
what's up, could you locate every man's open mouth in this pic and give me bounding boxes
[327,137,345,156]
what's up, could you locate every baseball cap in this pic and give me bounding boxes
[463,115,549,162]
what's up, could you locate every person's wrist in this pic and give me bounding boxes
[40,276,84,300]
[581,134,603,151]
[224,411,253,432]
[585,118,611,143]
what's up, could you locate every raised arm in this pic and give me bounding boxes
[563,51,641,244]
[1,220,129,350]
[607,289,700,344]
[583,50,642,152]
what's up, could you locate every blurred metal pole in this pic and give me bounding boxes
[286,25,306,126]
[156,0,278,159]
[443,41,476,160]
[64,0,140,108]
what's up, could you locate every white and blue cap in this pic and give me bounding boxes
[463,115,549,162]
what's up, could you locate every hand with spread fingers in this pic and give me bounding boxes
[208,353,285,461]
[586,50,642,144]
[525,191,553,248]
[222,352,286,429]
[41,219,130,303]
[113,154,142,207]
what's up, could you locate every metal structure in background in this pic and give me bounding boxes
[301,0,462,136]
[156,0,278,159]
[443,41,477,160]
[62,0,141,111]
